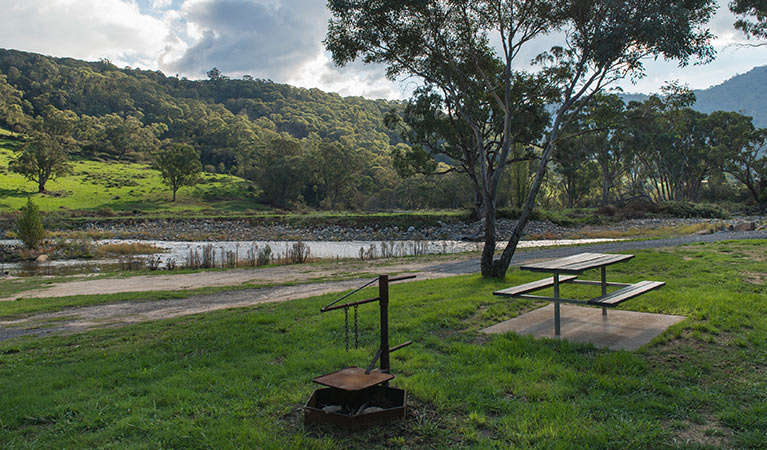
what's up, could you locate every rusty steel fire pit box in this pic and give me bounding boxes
[304,385,406,428]
[305,275,415,428]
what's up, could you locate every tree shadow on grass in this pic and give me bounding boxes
[0,187,36,199]
[97,200,164,212]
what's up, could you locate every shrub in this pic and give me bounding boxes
[656,201,730,219]
[53,238,96,259]
[15,198,45,249]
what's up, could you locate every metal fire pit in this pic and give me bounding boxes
[304,368,406,428]
[304,275,414,428]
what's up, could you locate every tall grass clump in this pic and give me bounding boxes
[287,241,310,264]
[15,198,45,249]
[96,242,164,256]
[256,244,272,266]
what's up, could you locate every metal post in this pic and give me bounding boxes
[553,273,560,336]
[601,266,607,317]
[379,274,390,373]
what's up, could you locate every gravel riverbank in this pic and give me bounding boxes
[76,216,765,241]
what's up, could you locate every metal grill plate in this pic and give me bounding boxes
[313,367,394,391]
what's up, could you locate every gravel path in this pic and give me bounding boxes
[1,230,765,342]
[432,230,767,274]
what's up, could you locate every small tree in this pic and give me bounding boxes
[9,132,70,193]
[15,198,45,249]
[155,143,202,201]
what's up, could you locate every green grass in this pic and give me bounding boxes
[1,242,766,448]
[0,144,265,213]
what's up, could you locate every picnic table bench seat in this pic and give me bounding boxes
[587,280,665,307]
[491,253,665,337]
[493,275,578,297]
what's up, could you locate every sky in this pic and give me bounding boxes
[0,0,763,100]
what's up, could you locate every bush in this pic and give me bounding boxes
[53,238,96,259]
[656,201,730,219]
[15,198,45,249]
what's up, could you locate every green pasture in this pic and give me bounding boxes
[0,142,264,214]
[1,241,766,448]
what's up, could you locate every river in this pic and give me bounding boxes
[0,238,624,276]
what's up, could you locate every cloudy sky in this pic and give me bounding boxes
[0,0,763,99]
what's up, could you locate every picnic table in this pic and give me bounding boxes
[493,253,665,336]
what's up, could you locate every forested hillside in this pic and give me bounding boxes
[2,48,765,214]
[0,48,475,211]
[621,65,767,128]
[0,48,401,164]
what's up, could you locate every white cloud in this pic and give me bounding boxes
[287,52,407,100]
[0,0,762,99]
[0,0,184,69]
[168,0,329,78]
[152,0,174,9]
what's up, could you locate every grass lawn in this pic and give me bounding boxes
[0,141,265,214]
[1,241,766,448]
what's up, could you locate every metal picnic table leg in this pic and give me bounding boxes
[601,266,607,316]
[554,273,560,336]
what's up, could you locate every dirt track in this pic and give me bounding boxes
[1,230,765,341]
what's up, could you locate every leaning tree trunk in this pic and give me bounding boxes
[484,123,564,279]
[479,194,497,277]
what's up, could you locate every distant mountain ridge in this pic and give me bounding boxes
[620,65,767,128]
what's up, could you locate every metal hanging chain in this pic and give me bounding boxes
[354,304,359,349]
[344,306,349,352]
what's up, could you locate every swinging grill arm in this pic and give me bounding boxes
[365,341,413,374]
[321,296,380,312]
[388,274,417,283]
[320,274,417,313]
[321,277,379,311]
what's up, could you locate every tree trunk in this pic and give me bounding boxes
[600,161,609,208]
[484,121,563,279]
[479,196,496,277]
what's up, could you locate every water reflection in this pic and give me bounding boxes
[0,237,623,277]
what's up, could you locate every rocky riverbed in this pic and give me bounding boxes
[72,216,766,242]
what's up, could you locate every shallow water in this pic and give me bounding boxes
[0,237,623,276]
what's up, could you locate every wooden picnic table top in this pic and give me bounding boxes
[520,252,634,275]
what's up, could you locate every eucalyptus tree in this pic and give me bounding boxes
[551,133,599,208]
[9,132,70,193]
[155,142,202,202]
[386,78,548,218]
[576,93,627,207]
[326,0,715,278]
[709,110,767,204]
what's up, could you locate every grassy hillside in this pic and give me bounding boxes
[0,138,264,214]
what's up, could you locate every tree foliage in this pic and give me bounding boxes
[9,132,70,193]
[15,197,45,249]
[730,0,767,42]
[327,0,716,278]
[155,143,202,201]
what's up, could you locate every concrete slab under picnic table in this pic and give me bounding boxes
[481,304,685,351]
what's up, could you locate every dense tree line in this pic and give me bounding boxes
[1,47,764,219]
[543,88,767,209]
[0,49,417,208]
